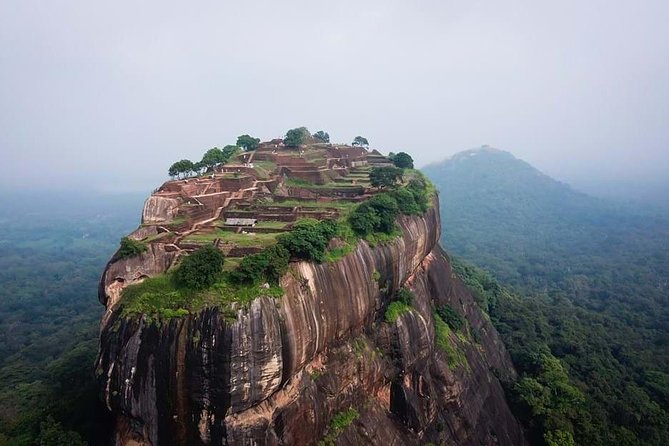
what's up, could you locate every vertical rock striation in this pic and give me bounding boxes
[96,199,527,445]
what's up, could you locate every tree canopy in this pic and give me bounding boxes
[37,416,85,446]
[221,145,239,160]
[369,166,403,189]
[236,134,260,151]
[193,161,206,174]
[284,127,310,147]
[168,159,195,179]
[406,178,430,213]
[352,136,369,147]
[200,148,226,170]
[348,202,381,236]
[313,130,330,143]
[348,175,430,236]
[231,244,290,284]
[392,152,414,169]
[366,194,400,233]
[169,143,243,179]
[427,149,669,445]
[349,194,399,235]
[0,197,139,444]
[173,245,225,290]
[388,188,421,215]
[199,146,239,172]
[276,219,337,263]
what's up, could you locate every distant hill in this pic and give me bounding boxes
[424,148,669,445]
[424,147,667,291]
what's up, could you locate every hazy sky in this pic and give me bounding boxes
[1,0,668,195]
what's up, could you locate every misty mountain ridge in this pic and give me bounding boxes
[425,145,669,276]
[425,146,666,257]
[424,148,669,444]
[429,146,612,213]
[438,145,669,214]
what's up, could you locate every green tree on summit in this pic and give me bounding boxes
[232,244,290,284]
[284,127,310,147]
[193,161,206,175]
[313,130,330,143]
[199,146,239,172]
[221,145,240,161]
[277,219,335,262]
[392,152,414,169]
[369,166,403,189]
[366,194,399,233]
[168,162,180,178]
[236,134,260,151]
[352,136,369,147]
[168,159,195,179]
[348,202,380,236]
[174,245,225,290]
[348,194,400,235]
[200,148,226,171]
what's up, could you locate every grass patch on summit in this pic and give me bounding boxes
[183,230,279,247]
[253,221,288,229]
[120,272,283,321]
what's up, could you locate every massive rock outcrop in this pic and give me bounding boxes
[96,196,527,445]
[142,196,182,224]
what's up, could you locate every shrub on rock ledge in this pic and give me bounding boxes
[277,219,337,263]
[348,194,399,236]
[366,194,399,233]
[174,245,225,290]
[117,237,147,259]
[348,202,380,236]
[390,188,422,215]
[407,177,430,213]
[369,166,403,189]
[232,244,290,284]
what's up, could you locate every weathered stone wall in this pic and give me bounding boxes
[190,192,228,210]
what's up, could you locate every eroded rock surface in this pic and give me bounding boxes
[142,196,181,224]
[97,198,527,445]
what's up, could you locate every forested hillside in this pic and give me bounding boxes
[0,193,143,445]
[425,148,669,445]
[2,149,668,446]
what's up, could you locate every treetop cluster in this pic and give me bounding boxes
[167,126,414,179]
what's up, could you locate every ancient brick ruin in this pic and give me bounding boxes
[132,141,391,262]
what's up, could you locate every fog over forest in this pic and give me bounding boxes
[2,3,669,445]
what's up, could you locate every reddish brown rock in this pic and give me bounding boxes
[142,196,181,224]
[96,197,527,445]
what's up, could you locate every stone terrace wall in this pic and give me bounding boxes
[280,167,331,185]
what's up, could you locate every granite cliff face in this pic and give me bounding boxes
[96,142,526,445]
[97,202,526,445]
